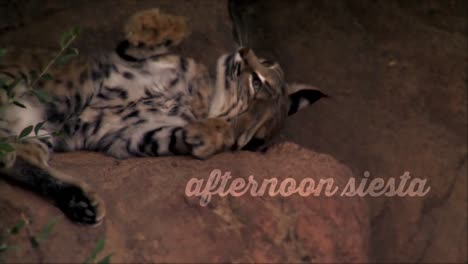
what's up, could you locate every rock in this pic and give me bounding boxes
[0,142,369,262]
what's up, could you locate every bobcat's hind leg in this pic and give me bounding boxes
[125,8,189,48]
[0,139,105,225]
[117,8,189,60]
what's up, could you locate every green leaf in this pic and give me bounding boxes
[0,143,15,153]
[18,125,33,139]
[41,73,53,81]
[6,78,22,97]
[32,90,50,103]
[13,100,27,108]
[36,217,59,242]
[52,130,64,137]
[9,219,26,235]
[60,28,80,48]
[29,70,38,83]
[83,238,105,264]
[0,78,6,88]
[69,48,79,56]
[30,236,39,248]
[34,121,45,136]
[97,254,113,264]
[0,48,6,58]
[0,243,8,252]
[55,53,78,65]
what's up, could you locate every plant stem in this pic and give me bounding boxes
[20,213,44,263]
[30,35,77,89]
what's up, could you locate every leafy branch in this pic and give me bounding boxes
[83,238,113,264]
[0,28,80,159]
[0,214,59,263]
[0,215,112,263]
[30,27,80,91]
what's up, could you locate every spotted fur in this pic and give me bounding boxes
[0,8,326,224]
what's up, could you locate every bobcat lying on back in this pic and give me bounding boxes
[0,8,326,224]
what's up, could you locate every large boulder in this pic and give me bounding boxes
[0,142,369,262]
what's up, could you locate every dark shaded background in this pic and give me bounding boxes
[1,0,466,262]
[232,1,467,262]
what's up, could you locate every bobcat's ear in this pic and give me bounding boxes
[287,83,328,116]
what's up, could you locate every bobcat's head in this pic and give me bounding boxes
[212,47,327,151]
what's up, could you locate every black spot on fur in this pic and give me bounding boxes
[91,70,102,81]
[111,64,119,73]
[169,127,182,155]
[81,122,91,134]
[93,113,104,134]
[180,113,193,121]
[144,88,152,97]
[74,94,82,113]
[105,86,128,99]
[46,107,66,123]
[127,101,137,109]
[63,123,73,135]
[168,106,179,116]
[65,97,72,110]
[133,119,147,126]
[79,70,88,85]
[123,71,134,80]
[188,84,193,94]
[97,93,110,100]
[99,63,111,78]
[225,75,230,90]
[164,39,173,47]
[138,128,163,155]
[123,110,139,120]
[114,108,125,114]
[180,57,188,73]
[85,95,93,106]
[169,77,179,87]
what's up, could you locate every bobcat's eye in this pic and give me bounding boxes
[251,73,263,90]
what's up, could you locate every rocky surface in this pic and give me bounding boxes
[0,143,369,263]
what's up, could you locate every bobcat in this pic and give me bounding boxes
[0,8,326,224]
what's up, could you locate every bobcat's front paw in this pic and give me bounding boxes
[184,118,234,159]
[124,8,188,47]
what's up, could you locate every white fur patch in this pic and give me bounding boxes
[0,84,45,136]
[208,54,229,117]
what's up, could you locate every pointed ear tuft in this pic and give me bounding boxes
[288,84,328,116]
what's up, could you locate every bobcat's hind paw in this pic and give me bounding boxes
[55,184,105,225]
[124,8,189,48]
